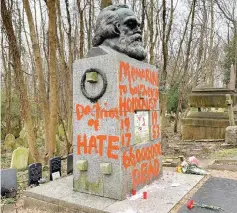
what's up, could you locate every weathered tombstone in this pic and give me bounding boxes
[67,153,73,175]
[28,163,42,186]
[1,168,17,197]
[58,124,66,140]
[4,134,15,151]
[226,94,235,126]
[225,126,237,145]
[55,134,61,156]
[10,147,29,170]
[19,128,26,139]
[49,157,61,181]
[15,137,27,148]
[73,5,162,200]
[228,64,236,90]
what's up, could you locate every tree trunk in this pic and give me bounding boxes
[193,0,206,87]
[161,0,174,133]
[46,0,58,159]
[174,0,196,133]
[1,0,40,162]
[170,4,192,86]
[77,0,85,58]
[149,0,154,64]
[208,0,214,87]
[140,0,145,32]
[100,0,112,9]
[65,0,73,153]
[1,37,11,134]
[23,0,50,160]
[88,0,92,50]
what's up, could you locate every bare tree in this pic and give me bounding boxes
[46,0,58,158]
[160,0,174,133]
[23,0,50,160]
[1,0,40,161]
[174,0,197,133]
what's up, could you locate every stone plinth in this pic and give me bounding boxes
[23,172,204,213]
[73,46,162,200]
[182,88,237,140]
[181,112,229,140]
[188,88,237,108]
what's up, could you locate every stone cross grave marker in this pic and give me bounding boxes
[1,168,17,198]
[229,64,236,90]
[28,163,42,186]
[49,157,61,181]
[67,153,73,175]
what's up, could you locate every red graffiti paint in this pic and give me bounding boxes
[77,134,119,159]
[122,143,162,169]
[75,60,161,187]
[132,158,160,189]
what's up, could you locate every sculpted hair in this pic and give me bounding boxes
[92,5,129,47]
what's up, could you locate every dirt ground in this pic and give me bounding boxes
[1,123,237,213]
[2,168,237,213]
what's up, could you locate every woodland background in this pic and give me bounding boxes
[1,0,236,163]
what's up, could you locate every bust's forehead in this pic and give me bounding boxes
[116,8,136,21]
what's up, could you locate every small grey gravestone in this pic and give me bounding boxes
[28,163,42,186]
[1,168,17,197]
[49,157,61,181]
[67,153,73,175]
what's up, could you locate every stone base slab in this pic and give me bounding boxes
[23,171,204,213]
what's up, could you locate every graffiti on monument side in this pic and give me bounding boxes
[120,60,161,188]
[77,134,131,159]
[75,62,159,131]
[75,60,161,189]
[119,61,158,86]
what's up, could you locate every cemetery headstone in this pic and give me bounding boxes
[28,163,42,186]
[58,124,66,140]
[49,156,61,181]
[15,137,27,148]
[1,168,17,198]
[225,126,237,145]
[228,64,236,90]
[10,147,29,170]
[67,153,73,174]
[4,133,15,152]
[55,134,61,156]
[19,128,26,138]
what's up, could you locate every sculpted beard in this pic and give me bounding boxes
[104,33,147,61]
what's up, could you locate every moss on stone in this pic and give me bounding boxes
[77,160,88,171]
[10,147,29,170]
[76,174,103,194]
[86,72,98,83]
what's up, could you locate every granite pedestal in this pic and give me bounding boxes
[73,46,162,200]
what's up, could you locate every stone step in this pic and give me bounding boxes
[208,164,237,171]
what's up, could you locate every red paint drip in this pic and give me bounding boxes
[143,192,147,199]
[132,189,136,195]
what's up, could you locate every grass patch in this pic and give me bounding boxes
[212,148,237,159]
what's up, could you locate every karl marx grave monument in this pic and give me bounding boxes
[73,5,162,200]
